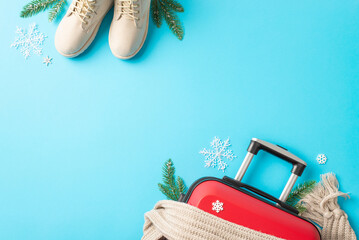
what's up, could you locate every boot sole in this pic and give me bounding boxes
[57,5,113,58]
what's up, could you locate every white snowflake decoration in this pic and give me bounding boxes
[316,154,327,165]
[43,56,53,66]
[10,23,47,59]
[200,137,236,172]
[212,200,224,213]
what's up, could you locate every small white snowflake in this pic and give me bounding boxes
[43,56,53,66]
[212,200,224,213]
[10,23,47,59]
[316,154,327,165]
[200,137,236,172]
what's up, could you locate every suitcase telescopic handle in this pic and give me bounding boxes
[234,138,307,202]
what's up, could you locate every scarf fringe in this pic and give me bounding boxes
[299,173,356,240]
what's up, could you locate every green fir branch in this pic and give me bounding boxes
[151,0,162,28]
[162,0,184,12]
[20,0,59,18]
[294,203,307,214]
[159,2,184,40]
[158,159,187,201]
[177,176,187,194]
[286,180,317,213]
[158,183,177,200]
[151,0,184,40]
[48,0,66,22]
[162,159,180,199]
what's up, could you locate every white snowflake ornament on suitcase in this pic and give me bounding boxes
[316,154,327,165]
[212,200,224,213]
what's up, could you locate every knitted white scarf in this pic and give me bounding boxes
[142,173,357,240]
[299,173,356,240]
[142,200,283,240]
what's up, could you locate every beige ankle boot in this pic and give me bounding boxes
[55,0,113,57]
[109,0,151,59]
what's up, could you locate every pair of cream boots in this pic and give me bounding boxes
[55,0,150,59]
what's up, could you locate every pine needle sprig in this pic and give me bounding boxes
[48,0,66,22]
[151,0,162,28]
[20,0,59,18]
[158,159,187,200]
[160,2,184,40]
[151,0,184,40]
[162,0,184,12]
[177,176,187,194]
[20,0,67,22]
[286,180,317,213]
[162,159,179,198]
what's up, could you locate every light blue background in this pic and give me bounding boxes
[1,0,358,239]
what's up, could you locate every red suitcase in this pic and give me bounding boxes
[179,138,321,240]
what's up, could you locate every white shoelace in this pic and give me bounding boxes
[71,0,96,24]
[117,0,139,22]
